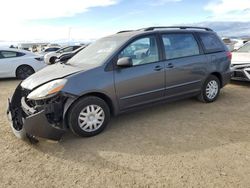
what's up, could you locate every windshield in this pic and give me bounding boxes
[237,43,250,53]
[67,36,128,67]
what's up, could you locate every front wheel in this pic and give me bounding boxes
[16,65,35,80]
[67,96,110,137]
[49,56,57,64]
[198,75,221,103]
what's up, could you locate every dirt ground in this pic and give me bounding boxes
[0,79,249,188]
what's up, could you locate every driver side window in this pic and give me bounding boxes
[119,36,159,66]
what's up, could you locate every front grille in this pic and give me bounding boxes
[235,67,246,70]
[234,71,246,78]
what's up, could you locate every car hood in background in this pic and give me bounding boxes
[21,63,82,90]
[232,52,250,65]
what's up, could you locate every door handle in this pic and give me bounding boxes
[166,63,174,69]
[154,65,163,71]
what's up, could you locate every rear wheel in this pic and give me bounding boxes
[198,75,220,103]
[67,96,110,137]
[16,65,35,80]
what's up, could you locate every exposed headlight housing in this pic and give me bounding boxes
[27,79,67,100]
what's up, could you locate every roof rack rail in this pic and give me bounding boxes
[143,26,213,32]
[117,30,134,34]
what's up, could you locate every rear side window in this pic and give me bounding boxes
[162,33,200,60]
[59,46,74,53]
[45,48,60,52]
[199,33,225,53]
[0,51,25,59]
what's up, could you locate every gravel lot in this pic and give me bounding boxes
[0,79,249,187]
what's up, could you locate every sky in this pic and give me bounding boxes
[1,0,250,42]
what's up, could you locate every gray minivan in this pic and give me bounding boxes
[7,26,232,142]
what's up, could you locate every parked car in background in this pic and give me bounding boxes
[222,38,235,51]
[7,26,232,141]
[44,45,82,64]
[53,45,88,64]
[222,38,248,51]
[40,47,61,55]
[0,48,46,79]
[231,42,250,81]
[233,39,248,50]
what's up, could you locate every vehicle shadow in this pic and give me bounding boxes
[0,78,19,81]
[33,88,250,171]
[230,80,250,87]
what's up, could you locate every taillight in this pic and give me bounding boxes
[226,51,232,61]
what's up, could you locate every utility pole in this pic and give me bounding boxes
[68,27,72,45]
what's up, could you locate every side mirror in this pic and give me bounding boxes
[117,57,133,67]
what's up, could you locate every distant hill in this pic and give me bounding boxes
[195,22,250,38]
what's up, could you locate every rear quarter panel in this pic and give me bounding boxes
[205,51,231,74]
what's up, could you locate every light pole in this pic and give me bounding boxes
[68,27,72,45]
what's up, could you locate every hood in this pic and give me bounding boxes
[21,63,82,90]
[232,52,250,65]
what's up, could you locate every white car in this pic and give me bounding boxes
[0,48,46,79]
[44,45,82,64]
[231,42,250,81]
[40,46,61,55]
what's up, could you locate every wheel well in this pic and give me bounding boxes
[63,92,115,128]
[69,92,114,116]
[86,92,114,115]
[211,72,222,87]
[15,64,34,76]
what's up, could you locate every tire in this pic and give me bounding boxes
[67,96,110,137]
[198,75,221,103]
[16,65,35,80]
[49,56,57,64]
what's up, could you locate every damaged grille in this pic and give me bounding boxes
[20,87,66,125]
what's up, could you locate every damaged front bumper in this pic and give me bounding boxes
[7,84,67,141]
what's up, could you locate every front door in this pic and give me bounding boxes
[114,35,165,110]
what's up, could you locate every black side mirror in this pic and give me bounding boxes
[117,57,133,67]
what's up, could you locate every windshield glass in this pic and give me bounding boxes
[67,36,128,67]
[237,43,250,52]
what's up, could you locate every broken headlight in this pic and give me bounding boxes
[27,79,67,100]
